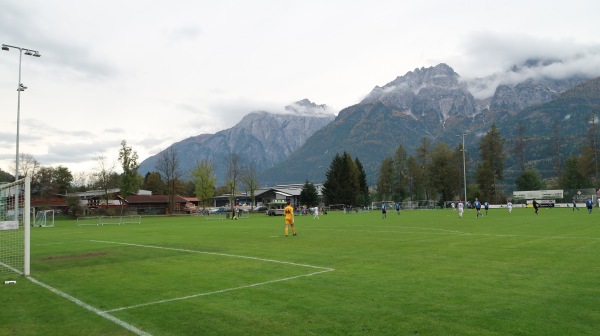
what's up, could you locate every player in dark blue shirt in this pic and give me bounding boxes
[586,199,593,214]
[473,198,482,218]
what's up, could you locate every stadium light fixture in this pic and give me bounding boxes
[1,44,41,185]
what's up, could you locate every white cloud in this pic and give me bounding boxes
[2,0,600,176]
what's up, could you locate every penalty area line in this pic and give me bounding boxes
[105,268,334,313]
[90,240,335,312]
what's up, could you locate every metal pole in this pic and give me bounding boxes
[16,48,23,182]
[462,134,467,202]
[2,44,41,224]
[457,133,468,202]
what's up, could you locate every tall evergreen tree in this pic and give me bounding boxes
[376,157,394,201]
[393,145,408,201]
[323,152,366,206]
[561,156,590,189]
[355,158,370,206]
[476,123,505,203]
[428,142,460,202]
[299,180,319,207]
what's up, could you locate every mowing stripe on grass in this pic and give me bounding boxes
[90,240,335,270]
[27,276,152,336]
[90,240,335,312]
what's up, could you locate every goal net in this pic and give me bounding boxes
[35,209,55,227]
[0,176,31,277]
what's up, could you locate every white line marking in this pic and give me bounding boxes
[90,240,334,270]
[90,240,334,312]
[105,269,332,313]
[26,276,151,336]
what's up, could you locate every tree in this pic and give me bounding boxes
[515,168,547,191]
[17,153,40,178]
[513,124,527,173]
[53,166,73,194]
[476,123,505,203]
[579,115,600,184]
[323,152,363,206]
[428,142,460,203]
[392,145,408,201]
[225,153,243,217]
[354,158,370,206]
[143,172,165,194]
[240,162,260,209]
[376,157,394,201]
[299,180,319,207]
[415,138,433,200]
[561,156,590,189]
[0,168,13,182]
[31,165,73,202]
[192,160,216,209]
[118,140,142,200]
[92,154,118,206]
[156,147,182,214]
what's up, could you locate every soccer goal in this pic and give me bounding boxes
[34,209,55,227]
[0,176,31,277]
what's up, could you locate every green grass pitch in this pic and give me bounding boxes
[1,207,600,335]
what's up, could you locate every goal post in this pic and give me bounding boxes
[0,176,31,277]
[35,209,55,227]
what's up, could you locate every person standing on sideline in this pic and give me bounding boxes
[284,201,296,237]
[533,199,539,215]
[484,201,489,215]
[474,198,482,218]
[381,203,387,219]
[458,200,464,218]
[507,200,513,213]
[586,198,593,214]
[313,206,320,219]
[573,198,579,211]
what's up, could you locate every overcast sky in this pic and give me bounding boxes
[2,0,600,181]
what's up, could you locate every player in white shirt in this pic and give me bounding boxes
[507,201,513,213]
[313,207,320,219]
[458,201,464,218]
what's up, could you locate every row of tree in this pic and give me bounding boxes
[374,121,600,204]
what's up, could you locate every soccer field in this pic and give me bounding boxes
[2,207,600,335]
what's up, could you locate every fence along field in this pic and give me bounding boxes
[3,208,600,335]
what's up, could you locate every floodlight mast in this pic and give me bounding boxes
[457,132,468,203]
[2,44,41,222]
[1,44,41,183]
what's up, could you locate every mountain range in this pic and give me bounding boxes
[138,99,335,184]
[139,63,600,190]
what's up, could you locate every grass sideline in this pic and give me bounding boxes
[1,207,600,335]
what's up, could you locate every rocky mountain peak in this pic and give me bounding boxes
[360,63,477,123]
[284,98,336,117]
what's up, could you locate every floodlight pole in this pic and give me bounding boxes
[2,44,41,222]
[2,44,41,182]
[457,132,468,202]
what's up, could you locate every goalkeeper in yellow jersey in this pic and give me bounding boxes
[284,200,296,237]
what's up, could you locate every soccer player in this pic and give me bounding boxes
[572,198,580,211]
[532,199,539,215]
[381,203,387,219]
[474,198,482,218]
[484,201,489,215]
[458,200,464,218]
[586,198,593,214]
[284,201,296,237]
[313,206,320,219]
[507,201,513,213]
